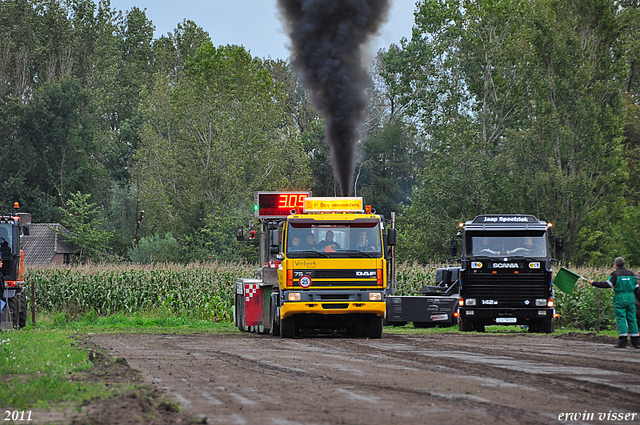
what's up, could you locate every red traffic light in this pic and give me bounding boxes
[250,230,256,239]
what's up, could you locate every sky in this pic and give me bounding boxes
[107,0,418,61]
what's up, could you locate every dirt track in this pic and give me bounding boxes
[52,331,638,425]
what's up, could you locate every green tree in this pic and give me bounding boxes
[135,44,311,259]
[356,116,416,217]
[59,191,115,262]
[387,0,628,264]
[153,19,211,82]
[20,77,101,213]
[508,0,627,264]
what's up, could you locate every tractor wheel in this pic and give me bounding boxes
[7,297,20,329]
[17,291,27,328]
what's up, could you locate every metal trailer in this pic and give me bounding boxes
[385,267,460,328]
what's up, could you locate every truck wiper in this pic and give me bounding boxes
[341,250,375,258]
[291,250,329,258]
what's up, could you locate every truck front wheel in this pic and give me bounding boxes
[270,300,280,337]
[459,319,473,332]
[369,316,383,339]
[280,315,296,338]
[529,320,554,334]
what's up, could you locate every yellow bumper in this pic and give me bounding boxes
[280,301,386,320]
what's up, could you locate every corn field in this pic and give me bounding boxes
[26,262,256,321]
[24,262,623,330]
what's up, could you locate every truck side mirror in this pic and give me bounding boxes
[387,228,396,246]
[450,238,458,257]
[270,229,280,248]
[555,237,564,254]
[236,227,244,241]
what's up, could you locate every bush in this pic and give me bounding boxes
[127,233,179,264]
[554,266,617,330]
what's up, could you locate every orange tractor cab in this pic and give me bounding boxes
[0,203,30,330]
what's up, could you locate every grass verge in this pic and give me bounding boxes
[0,311,240,412]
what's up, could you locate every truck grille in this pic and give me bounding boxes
[320,294,350,300]
[306,270,374,279]
[322,303,349,309]
[464,273,548,300]
[293,269,378,288]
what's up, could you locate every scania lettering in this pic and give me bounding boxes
[452,215,562,333]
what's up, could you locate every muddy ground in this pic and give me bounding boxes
[27,331,640,424]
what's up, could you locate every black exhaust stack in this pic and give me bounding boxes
[277,0,390,196]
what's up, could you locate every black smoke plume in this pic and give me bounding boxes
[277,0,390,196]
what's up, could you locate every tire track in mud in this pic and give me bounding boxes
[90,332,640,425]
[315,334,640,408]
[165,334,548,425]
[270,334,640,419]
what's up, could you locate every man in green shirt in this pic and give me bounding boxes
[590,257,639,348]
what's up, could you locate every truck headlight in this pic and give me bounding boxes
[288,293,301,301]
[466,298,477,306]
[535,299,547,307]
[369,292,382,301]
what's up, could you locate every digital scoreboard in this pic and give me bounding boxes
[255,192,311,218]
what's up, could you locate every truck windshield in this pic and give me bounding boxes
[468,233,547,257]
[0,223,12,259]
[286,221,382,258]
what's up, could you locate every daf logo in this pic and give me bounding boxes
[492,263,519,268]
[356,271,376,277]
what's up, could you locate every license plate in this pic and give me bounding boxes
[496,317,517,323]
[430,314,449,321]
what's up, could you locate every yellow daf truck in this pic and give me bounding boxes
[234,192,395,338]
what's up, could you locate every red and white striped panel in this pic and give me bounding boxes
[245,284,259,303]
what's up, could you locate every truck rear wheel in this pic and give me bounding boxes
[280,316,296,338]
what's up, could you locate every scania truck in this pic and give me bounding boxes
[454,215,561,333]
[234,192,395,338]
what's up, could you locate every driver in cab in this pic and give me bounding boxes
[319,230,340,252]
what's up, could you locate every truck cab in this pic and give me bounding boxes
[234,193,394,338]
[276,205,389,338]
[456,215,557,333]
